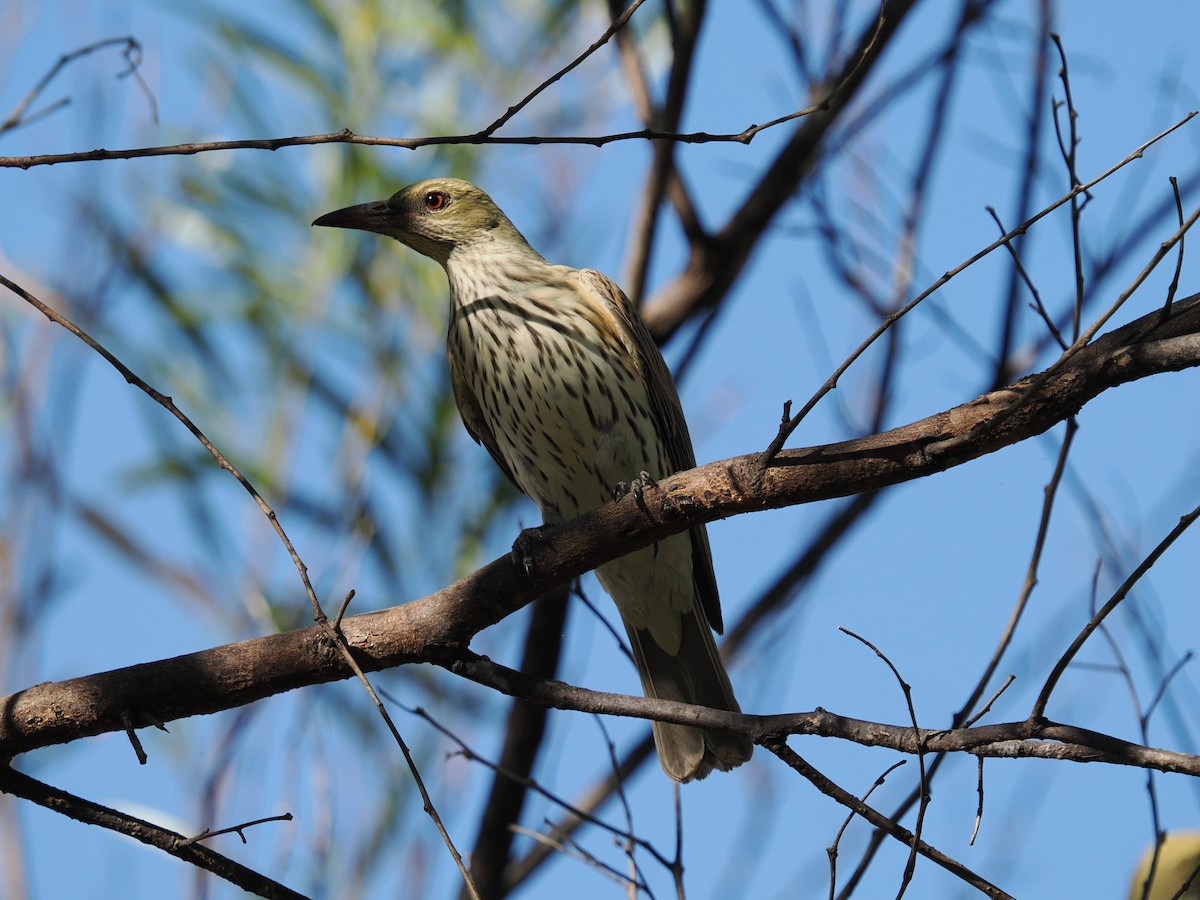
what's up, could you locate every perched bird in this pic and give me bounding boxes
[314,178,751,781]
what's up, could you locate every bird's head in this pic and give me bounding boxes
[313,178,532,266]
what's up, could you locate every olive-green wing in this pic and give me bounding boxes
[575,268,725,633]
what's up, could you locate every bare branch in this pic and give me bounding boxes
[926,197,1200,456]
[641,0,922,341]
[182,813,295,847]
[0,274,477,898]
[1,290,1199,760]
[0,274,327,622]
[0,767,306,900]
[838,628,929,896]
[763,111,1198,463]
[954,418,1077,724]
[0,116,833,171]
[0,36,155,137]
[443,653,1200,777]
[828,761,908,898]
[1032,495,1200,720]
[482,0,649,137]
[764,742,1014,899]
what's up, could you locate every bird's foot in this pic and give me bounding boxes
[613,471,657,514]
[511,524,554,576]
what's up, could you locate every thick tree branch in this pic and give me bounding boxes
[1,293,1198,760]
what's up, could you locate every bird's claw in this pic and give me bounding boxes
[511,524,554,576]
[613,471,657,513]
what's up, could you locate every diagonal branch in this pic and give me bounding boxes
[640,0,924,340]
[762,110,1198,463]
[764,742,1013,900]
[0,36,155,137]
[0,766,306,900]
[482,0,649,137]
[1,292,1198,759]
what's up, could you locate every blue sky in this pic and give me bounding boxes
[3,1,1200,898]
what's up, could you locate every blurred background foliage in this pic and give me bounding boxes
[3,1,1200,898]
[0,2,632,895]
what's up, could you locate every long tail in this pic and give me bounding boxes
[625,606,752,783]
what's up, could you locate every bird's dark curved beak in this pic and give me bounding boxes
[312,200,393,235]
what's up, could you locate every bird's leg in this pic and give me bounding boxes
[612,470,657,515]
[511,524,554,576]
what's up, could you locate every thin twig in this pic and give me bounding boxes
[962,675,1016,731]
[0,767,306,899]
[1144,652,1194,724]
[954,418,1077,724]
[1163,175,1186,316]
[670,783,685,900]
[181,813,294,847]
[760,111,1197,464]
[333,590,356,629]
[746,0,888,145]
[617,0,706,306]
[0,115,826,170]
[503,737,657,892]
[990,12,1053,389]
[595,718,643,893]
[460,585,570,899]
[328,652,480,899]
[482,0,649,137]
[1050,33,1087,341]
[926,199,1200,457]
[407,702,677,873]
[827,761,907,899]
[987,207,1067,350]
[509,825,648,892]
[120,711,149,765]
[0,36,156,137]
[1031,497,1200,719]
[0,274,326,620]
[0,274,479,899]
[969,757,985,846]
[839,628,929,897]
[1090,566,1171,899]
[764,742,1014,899]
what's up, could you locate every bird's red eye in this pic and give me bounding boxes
[424,191,449,211]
